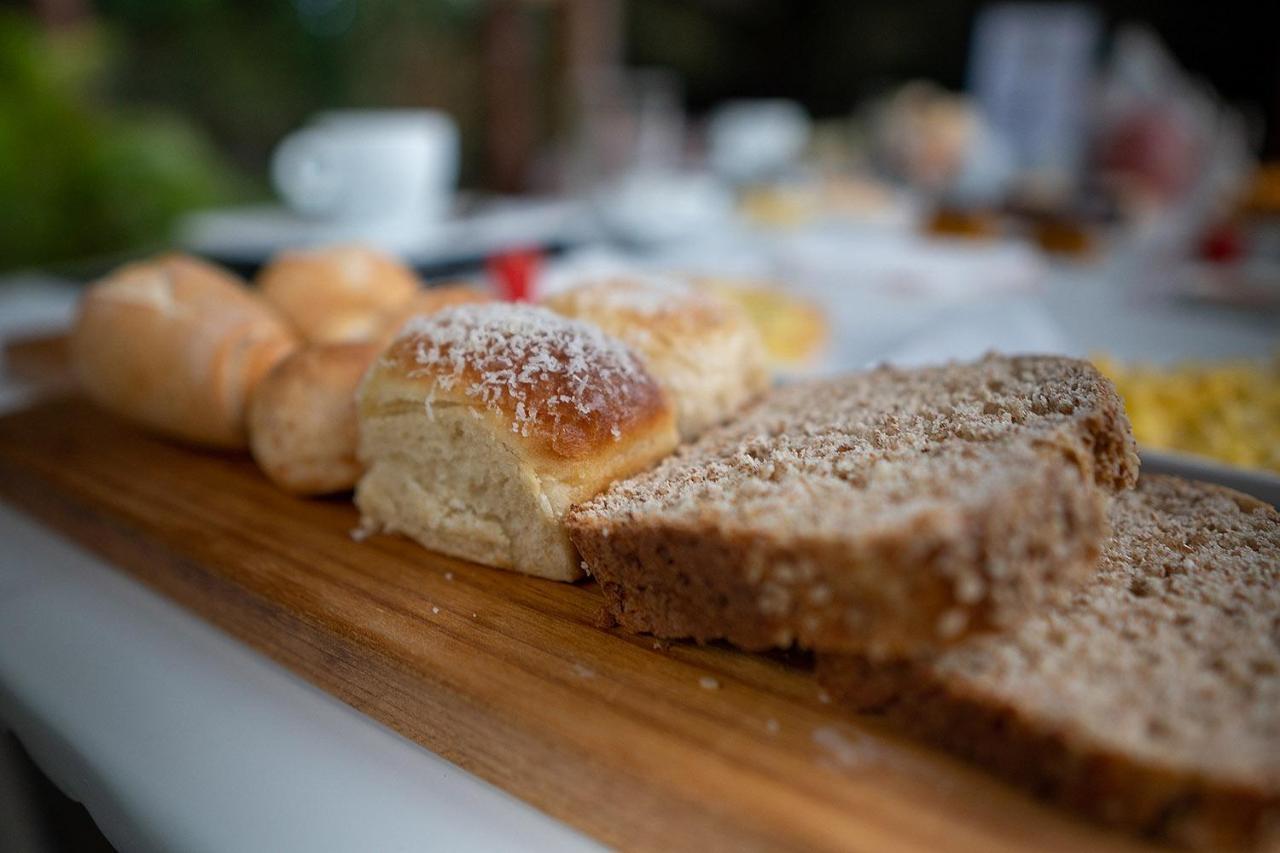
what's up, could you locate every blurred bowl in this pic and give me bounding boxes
[707,100,811,184]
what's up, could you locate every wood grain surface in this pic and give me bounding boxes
[0,397,1158,852]
[3,331,75,393]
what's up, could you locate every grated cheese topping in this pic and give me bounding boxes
[397,303,662,454]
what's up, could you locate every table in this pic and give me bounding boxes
[0,276,596,851]
[0,252,1273,850]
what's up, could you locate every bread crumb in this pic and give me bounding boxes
[766,718,780,735]
[806,584,833,606]
[431,606,440,614]
[699,676,720,690]
[444,571,454,581]
[954,572,986,604]
[572,662,596,679]
[812,726,883,770]
[349,518,378,542]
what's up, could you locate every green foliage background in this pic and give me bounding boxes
[0,1,485,272]
[0,12,244,269]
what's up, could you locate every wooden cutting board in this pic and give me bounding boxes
[0,397,1154,853]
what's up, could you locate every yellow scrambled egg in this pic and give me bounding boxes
[1093,354,1280,473]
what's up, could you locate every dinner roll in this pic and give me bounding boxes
[71,253,297,448]
[356,303,678,581]
[248,342,380,495]
[248,286,488,496]
[541,276,769,440]
[257,245,420,343]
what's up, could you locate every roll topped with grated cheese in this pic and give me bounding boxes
[542,275,769,441]
[355,302,678,581]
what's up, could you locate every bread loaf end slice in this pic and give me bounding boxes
[818,476,1280,848]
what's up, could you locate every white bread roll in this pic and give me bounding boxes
[356,303,678,581]
[246,285,491,496]
[71,254,297,448]
[257,245,420,343]
[541,277,769,440]
[248,342,380,495]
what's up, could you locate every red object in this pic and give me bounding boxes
[487,248,542,302]
[1200,223,1244,264]
[1098,109,1198,200]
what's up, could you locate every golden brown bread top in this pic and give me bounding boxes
[249,342,380,494]
[72,253,297,447]
[257,244,420,342]
[85,253,275,319]
[367,303,673,460]
[254,342,380,424]
[541,276,771,441]
[540,277,744,345]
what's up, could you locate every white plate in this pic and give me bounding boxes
[176,198,594,270]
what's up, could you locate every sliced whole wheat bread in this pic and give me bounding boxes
[567,354,1138,656]
[817,475,1280,849]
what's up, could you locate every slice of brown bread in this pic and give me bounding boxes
[567,354,1138,656]
[817,475,1280,849]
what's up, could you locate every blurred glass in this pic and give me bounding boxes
[564,66,685,193]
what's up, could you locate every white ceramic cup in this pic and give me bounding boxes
[271,110,459,222]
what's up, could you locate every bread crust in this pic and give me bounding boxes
[356,304,679,580]
[541,278,769,440]
[368,305,674,463]
[257,245,420,343]
[817,476,1280,849]
[71,254,297,448]
[248,342,380,494]
[577,439,1108,654]
[246,285,491,496]
[568,354,1139,655]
